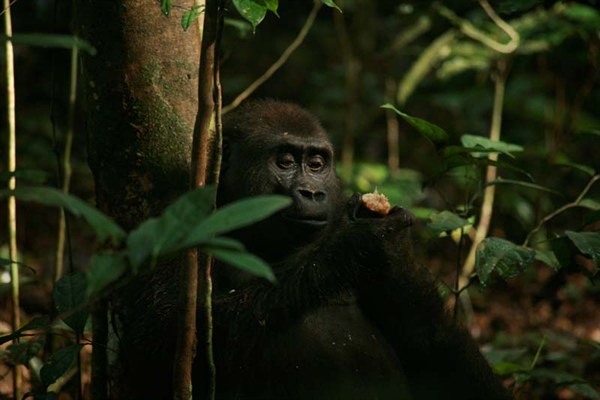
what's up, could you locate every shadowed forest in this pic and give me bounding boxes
[0,0,599,399]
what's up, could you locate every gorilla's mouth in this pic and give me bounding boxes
[282,214,328,227]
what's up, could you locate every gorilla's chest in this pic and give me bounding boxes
[219,301,411,400]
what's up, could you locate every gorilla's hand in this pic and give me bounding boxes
[347,192,414,231]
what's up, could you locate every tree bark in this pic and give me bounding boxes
[78,2,200,398]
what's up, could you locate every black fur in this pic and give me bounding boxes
[117,100,511,400]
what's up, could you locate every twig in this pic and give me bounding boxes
[435,2,519,54]
[4,0,20,396]
[523,175,600,247]
[222,1,321,114]
[460,59,508,285]
[0,0,16,17]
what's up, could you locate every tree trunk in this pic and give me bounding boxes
[77,2,200,398]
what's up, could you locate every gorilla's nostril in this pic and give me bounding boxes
[314,191,326,202]
[299,189,314,199]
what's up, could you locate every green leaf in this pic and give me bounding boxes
[8,340,43,365]
[534,249,562,271]
[476,238,535,286]
[565,231,600,263]
[88,253,128,297]
[321,0,342,13]
[461,134,523,158]
[40,344,83,388]
[0,169,48,184]
[381,104,449,151]
[263,0,279,16]
[54,272,89,335]
[568,382,600,400]
[203,237,246,252]
[427,211,471,236]
[182,5,204,31]
[486,178,560,195]
[224,18,253,38]
[0,187,126,245]
[579,198,600,211]
[182,195,292,248]
[492,361,529,376]
[127,187,216,270]
[0,316,51,346]
[232,0,267,31]
[1,34,96,55]
[161,0,173,16]
[206,247,275,282]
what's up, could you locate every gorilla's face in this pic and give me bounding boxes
[217,100,341,262]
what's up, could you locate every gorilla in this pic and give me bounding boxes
[117,100,511,400]
[203,100,511,400]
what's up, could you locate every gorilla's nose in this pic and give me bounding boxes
[298,188,326,203]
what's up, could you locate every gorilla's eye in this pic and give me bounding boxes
[277,154,295,169]
[307,155,325,172]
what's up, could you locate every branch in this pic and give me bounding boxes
[4,0,21,397]
[436,1,519,54]
[222,1,321,114]
[523,174,600,247]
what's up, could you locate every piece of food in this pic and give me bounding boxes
[361,190,391,215]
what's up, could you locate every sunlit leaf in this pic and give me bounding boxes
[263,0,279,16]
[493,361,529,376]
[321,0,342,13]
[476,238,535,286]
[381,104,449,151]
[182,5,204,31]
[232,0,267,31]
[40,344,83,388]
[161,0,173,16]
[54,272,89,335]
[0,187,126,245]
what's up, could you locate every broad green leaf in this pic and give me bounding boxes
[263,0,279,15]
[568,382,600,400]
[203,237,246,252]
[2,34,96,55]
[224,18,253,38]
[161,0,173,16]
[321,0,342,13]
[476,238,535,286]
[493,361,528,376]
[579,198,600,211]
[427,211,470,236]
[381,104,449,151]
[486,178,559,195]
[88,253,128,297]
[461,134,523,158]
[0,169,48,184]
[0,187,125,245]
[54,272,89,335]
[206,247,275,282]
[182,5,204,31]
[8,340,43,365]
[554,162,595,177]
[565,231,600,262]
[550,237,576,270]
[182,195,291,248]
[232,0,267,31]
[534,249,562,271]
[40,344,83,388]
[127,187,216,270]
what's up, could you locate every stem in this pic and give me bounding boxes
[460,60,507,285]
[523,175,600,247]
[174,0,219,398]
[4,0,20,396]
[222,1,321,114]
[55,46,78,282]
[385,79,400,175]
[333,3,359,183]
[453,227,465,320]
